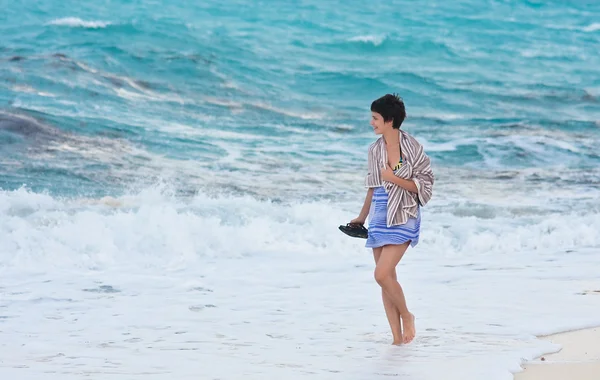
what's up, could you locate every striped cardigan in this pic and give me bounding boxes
[365,130,434,227]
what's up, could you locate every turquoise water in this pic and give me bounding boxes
[1,0,599,199]
[2,2,600,380]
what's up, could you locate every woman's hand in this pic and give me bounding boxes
[350,216,366,225]
[380,163,396,183]
[380,163,419,193]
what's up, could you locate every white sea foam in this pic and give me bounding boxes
[47,17,111,29]
[348,34,387,46]
[1,186,599,379]
[583,23,600,32]
[10,85,56,98]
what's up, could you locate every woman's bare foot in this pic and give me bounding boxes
[401,313,415,344]
[392,337,403,345]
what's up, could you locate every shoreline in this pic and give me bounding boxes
[514,326,600,380]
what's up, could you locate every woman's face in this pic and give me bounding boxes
[370,112,393,135]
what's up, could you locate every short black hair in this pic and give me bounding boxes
[370,94,406,129]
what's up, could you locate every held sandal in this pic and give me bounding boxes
[338,223,368,239]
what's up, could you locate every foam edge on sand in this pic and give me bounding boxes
[513,326,600,380]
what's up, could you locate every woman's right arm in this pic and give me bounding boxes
[351,188,374,225]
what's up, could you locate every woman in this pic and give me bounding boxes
[351,94,434,345]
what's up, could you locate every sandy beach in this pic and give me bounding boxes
[514,325,600,380]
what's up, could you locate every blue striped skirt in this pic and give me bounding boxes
[365,186,421,249]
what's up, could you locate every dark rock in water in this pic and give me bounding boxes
[189,286,213,293]
[0,112,62,140]
[189,304,217,312]
[49,53,81,71]
[107,76,125,88]
[493,171,518,180]
[82,285,121,293]
[582,91,597,102]
[134,79,152,90]
[8,56,25,62]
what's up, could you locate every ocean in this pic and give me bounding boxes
[1,1,600,379]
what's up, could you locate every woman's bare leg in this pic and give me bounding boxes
[373,247,402,345]
[374,242,416,344]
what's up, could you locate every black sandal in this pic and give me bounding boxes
[338,223,368,239]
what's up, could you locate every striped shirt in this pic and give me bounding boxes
[365,129,434,227]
